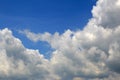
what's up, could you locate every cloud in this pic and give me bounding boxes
[0,28,56,80]
[22,25,120,80]
[1,0,120,80]
[92,0,120,28]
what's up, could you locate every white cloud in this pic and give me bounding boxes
[91,0,120,28]
[0,28,56,80]
[22,24,120,79]
[116,0,120,6]
[1,0,120,80]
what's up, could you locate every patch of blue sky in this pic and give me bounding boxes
[0,0,96,58]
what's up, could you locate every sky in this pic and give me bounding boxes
[0,0,96,32]
[0,0,96,55]
[1,0,120,80]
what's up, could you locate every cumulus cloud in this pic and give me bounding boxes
[0,28,56,80]
[1,0,120,80]
[92,0,120,28]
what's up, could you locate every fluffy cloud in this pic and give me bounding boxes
[92,0,120,28]
[0,28,56,80]
[1,0,120,80]
[22,24,120,80]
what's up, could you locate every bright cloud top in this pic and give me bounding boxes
[1,0,120,80]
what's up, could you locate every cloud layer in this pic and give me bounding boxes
[1,0,120,80]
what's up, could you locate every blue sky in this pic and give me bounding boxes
[0,0,96,57]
